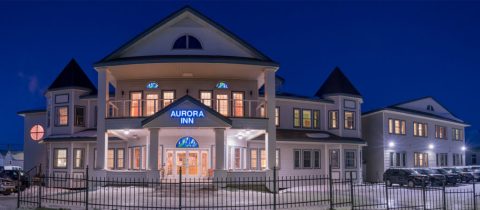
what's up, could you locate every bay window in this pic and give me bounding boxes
[293,108,301,128]
[74,106,85,126]
[344,111,355,130]
[329,111,338,129]
[344,150,356,169]
[302,109,312,128]
[55,106,68,126]
[293,149,321,169]
[73,149,84,169]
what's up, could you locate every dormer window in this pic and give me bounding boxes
[427,105,435,111]
[172,35,202,49]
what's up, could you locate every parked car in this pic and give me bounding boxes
[413,168,446,186]
[0,178,15,195]
[444,167,474,183]
[0,170,29,191]
[430,168,460,185]
[383,168,429,187]
[457,167,480,181]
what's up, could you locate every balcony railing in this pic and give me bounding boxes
[107,98,267,118]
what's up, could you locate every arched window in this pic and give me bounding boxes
[172,35,202,50]
[30,124,45,141]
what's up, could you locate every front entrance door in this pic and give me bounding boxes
[165,149,209,178]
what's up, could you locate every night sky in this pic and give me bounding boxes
[1,1,479,148]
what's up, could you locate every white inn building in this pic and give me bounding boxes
[362,97,468,182]
[18,7,367,180]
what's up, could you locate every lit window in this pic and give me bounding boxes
[162,91,175,108]
[215,81,228,89]
[388,119,406,135]
[435,126,447,139]
[200,91,212,107]
[329,111,338,129]
[146,94,159,116]
[53,148,67,169]
[108,149,115,170]
[275,107,280,126]
[74,106,85,126]
[414,122,428,137]
[129,146,145,170]
[216,94,229,116]
[232,92,244,117]
[414,152,429,167]
[55,106,68,126]
[30,124,44,141]
[302,110,312,128]
[73,149,84,169]
[313,110,320,129]
[233,148,242,169]
[250,149,257,169]
[344,111,355,130]
[260,149,267,170]
[116,149,124,169]
[130,92,142,117]
[293,108,301,128]
[172,35,202,49]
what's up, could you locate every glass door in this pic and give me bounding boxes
[188,151,199,176]
[176,151,186,176]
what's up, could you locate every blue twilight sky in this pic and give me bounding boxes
[1,1,479,148]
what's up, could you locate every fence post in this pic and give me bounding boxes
[385,179,389,210]
[329,164,334,210]
[442,181,446,210]
[273,166,277,210]
[179,167,182,210]
[85,165,89,210]
[350,171,355,209]
[38,173,42,208]
[422,182,427,210]
[17,169,21,208]
[473,180,477,210]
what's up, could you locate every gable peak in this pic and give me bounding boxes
[315,67,361,98]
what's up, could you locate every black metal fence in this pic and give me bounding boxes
[17,166,480,210]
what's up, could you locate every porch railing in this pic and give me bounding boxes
[107,98,267,118]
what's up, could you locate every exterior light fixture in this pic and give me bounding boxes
[123,129,130,135]
[461,146,467,151]
[428,144,434,149]
[388,142,395,148]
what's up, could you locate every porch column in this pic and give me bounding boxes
[214,128,227,178]
[149,128,160,170]
[96,68,109,171]
[264,68,277,170]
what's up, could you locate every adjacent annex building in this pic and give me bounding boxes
[19,7,366,180]
[362,97,468,182]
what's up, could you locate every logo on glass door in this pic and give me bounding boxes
[176,136,199,148]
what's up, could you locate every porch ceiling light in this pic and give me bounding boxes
[428,144,434,150]
[123,129,130,135]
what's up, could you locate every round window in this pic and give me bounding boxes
[30,124,45,141]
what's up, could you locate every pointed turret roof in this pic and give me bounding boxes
[315,67,361,98]
[47,59,97,93]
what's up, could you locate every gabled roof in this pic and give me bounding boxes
[142,94,232,127]
[315,67,361,98]
[96,6,276,66]
[47,59,97,93]
[362,96,468,125]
